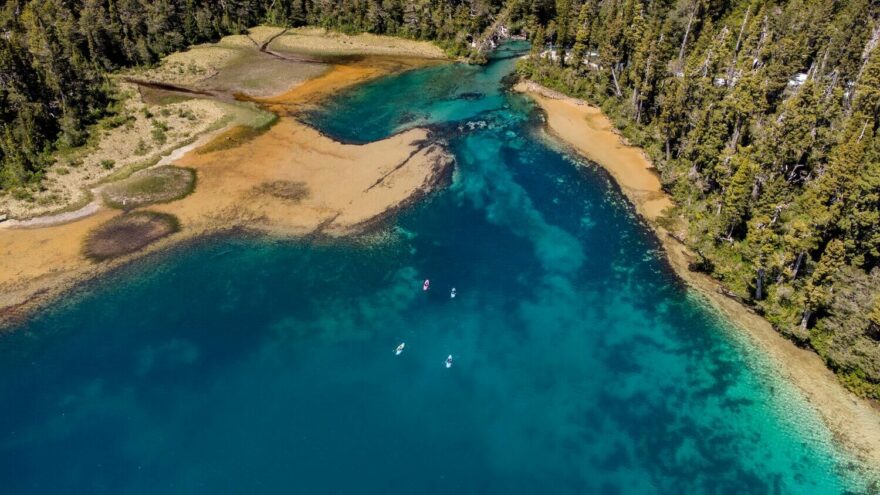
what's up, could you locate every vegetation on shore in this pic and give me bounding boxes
[514,0,880,398]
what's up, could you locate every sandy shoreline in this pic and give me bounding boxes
[515,80,880,471]
[0,55,452,328]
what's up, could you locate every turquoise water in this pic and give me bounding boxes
[0,43,872,493]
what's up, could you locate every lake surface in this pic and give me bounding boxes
[0,42,872,494]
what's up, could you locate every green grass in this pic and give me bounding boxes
[139,90,196,106]
[197,110,278,154]
[217,100,277,128]
[102,166,196,209]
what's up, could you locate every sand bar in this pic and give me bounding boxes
[515,79,880,471]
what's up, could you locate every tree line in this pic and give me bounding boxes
[0,0,501,188]
[516,0,880,397]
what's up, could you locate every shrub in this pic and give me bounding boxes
[100,112,134,130]
[178,108,197,121]
[151,120,168,145]
[12,188,34,202]
[134,139,149,156]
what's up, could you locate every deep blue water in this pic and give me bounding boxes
[0,42,872,494]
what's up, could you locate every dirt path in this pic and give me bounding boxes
[0,202,101,229]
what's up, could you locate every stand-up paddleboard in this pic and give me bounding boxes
[423,279,430,291]
[445,355,453,368]
[395,343,405,355]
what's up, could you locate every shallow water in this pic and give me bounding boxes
[0,42,872,494]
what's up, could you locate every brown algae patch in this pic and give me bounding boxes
[102,166,196,209]
[83,211,180,261]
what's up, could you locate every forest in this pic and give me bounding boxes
[1,0,879,397]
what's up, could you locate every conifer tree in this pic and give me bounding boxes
[570,0,595,70]
[869,296,880,338]
[719,154,756,238]
[801,239,846,330]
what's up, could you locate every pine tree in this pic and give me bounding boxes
[553,0,572,66]
[745,214,778,300]
[531,24,545,56]
[719,154,756,239]
[869,295,880,335]
[801,239,845,330]
[570,0,594,70]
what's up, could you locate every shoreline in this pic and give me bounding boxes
[0,55,452,329]
[514,80,880,472]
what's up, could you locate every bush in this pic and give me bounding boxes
[178,108,197,121]
[12,188,34,202]
[100,159,116,170]
[151,120,168,145]
[100,112,134,130]
[134,139,150,156]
